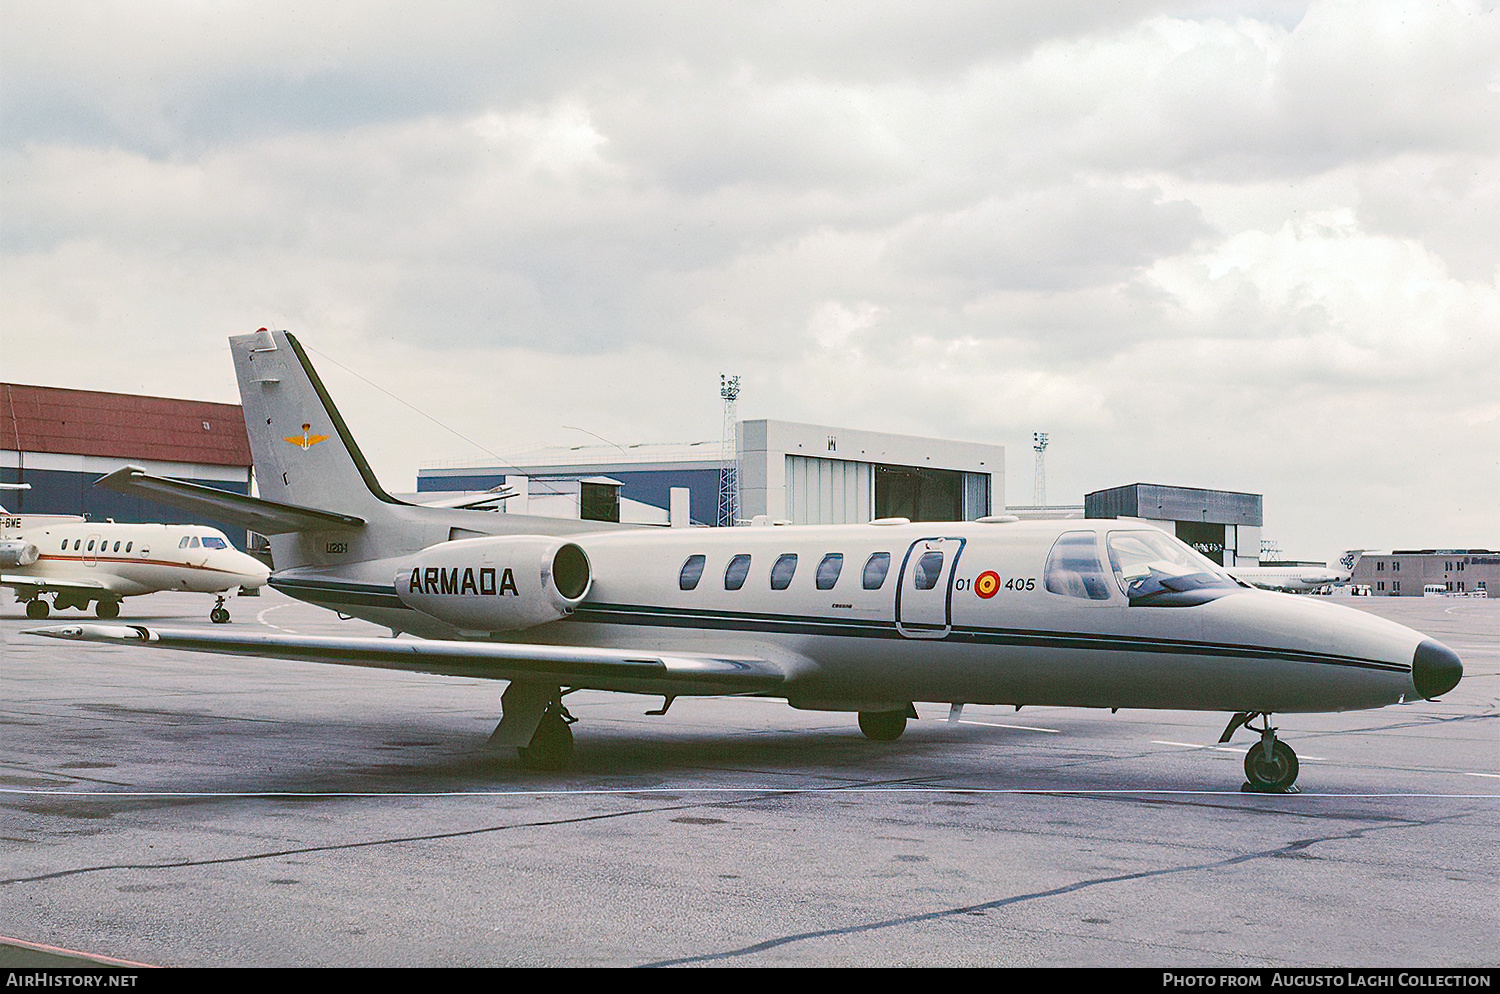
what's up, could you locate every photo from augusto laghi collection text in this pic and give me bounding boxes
[1162,974,1494,988]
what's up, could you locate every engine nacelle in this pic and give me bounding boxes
[395,535,592,633]
[0,539,40,568]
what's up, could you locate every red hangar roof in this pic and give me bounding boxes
[1,383,252,468]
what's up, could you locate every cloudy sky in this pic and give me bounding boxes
[3,1,1496,563]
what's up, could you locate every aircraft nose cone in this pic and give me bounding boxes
[1412,639,1463,700]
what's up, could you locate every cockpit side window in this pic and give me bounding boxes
[1044,531,1112,600]
[724,554,751,591]
[679,554,706,591]
[179,537,190,549]
[1106,530,1239,607]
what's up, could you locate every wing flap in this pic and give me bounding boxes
[24,624,787,697]
[93,466,363,534]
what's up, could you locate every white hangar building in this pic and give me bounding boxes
[417,419,1005,527]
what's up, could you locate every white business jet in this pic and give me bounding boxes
[30,329,1464,792]
[2,503,270,621]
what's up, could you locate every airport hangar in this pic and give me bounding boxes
[416,419,1003,528]
[0,382,254,547]
[417,420,1268,570]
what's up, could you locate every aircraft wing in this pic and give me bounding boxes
[25,624,788,697]
[94,466,364,534]
[3,574,110,594]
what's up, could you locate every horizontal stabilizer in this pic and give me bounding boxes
[25,624,787,697]
[94,466,364,535]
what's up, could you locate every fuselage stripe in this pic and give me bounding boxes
[34,555,254,576]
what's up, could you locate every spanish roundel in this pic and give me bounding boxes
[975,571,1001,599]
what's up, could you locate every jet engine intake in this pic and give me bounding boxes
[395,535,592,633]
[0,540,40,568]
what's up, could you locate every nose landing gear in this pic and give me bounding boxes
[209,595,231,624]
[1221,711,1300,793]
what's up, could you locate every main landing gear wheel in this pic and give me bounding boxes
[210,596,230,624]
[95,599,120,619]
[858,710,908,742]
[517,705,576,771]
[25,599,49,620]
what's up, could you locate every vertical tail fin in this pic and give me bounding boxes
[231,329,407,517]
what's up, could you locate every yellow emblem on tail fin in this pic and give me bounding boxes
[283,423,329,449]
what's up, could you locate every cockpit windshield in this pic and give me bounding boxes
[1106,530,1241,607]
[201,536,229,550]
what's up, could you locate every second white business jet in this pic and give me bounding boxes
[3,512,270,622]
[32,329,1463,792]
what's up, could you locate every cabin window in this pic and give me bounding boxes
[724,554,751,591]
[125,542,132,553]
[202,536,227,549]
[112,541,121,552]
[770,554,798,590]
[73,540,81,550]
[913,551,944,591]
[816,553,844,590]
[679,554,706,591]
[862,552,891,590]
[179,537,190,549]
[87,540,96,551]
[1044,531,1112,600]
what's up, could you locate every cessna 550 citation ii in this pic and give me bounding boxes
[28,329,1463,791]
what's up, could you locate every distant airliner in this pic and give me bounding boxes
[1225,564,1351,594]
[30,329,1463,792]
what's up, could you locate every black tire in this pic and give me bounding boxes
[858,710,908,742]
[517,712,575,770]
[1244,739,1299,792]
[210,607,230,624]
[95,599,120,619]
[25,599,50,620]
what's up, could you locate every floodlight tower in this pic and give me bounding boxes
[717,374,741,527]
[1032,432,1049,507]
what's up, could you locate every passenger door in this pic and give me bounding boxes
[895,537,965,638]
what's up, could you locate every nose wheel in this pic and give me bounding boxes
[1221,712,1301,793]
[210,596,231,624]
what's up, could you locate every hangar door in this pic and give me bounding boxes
[784,456,873,525]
